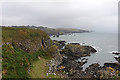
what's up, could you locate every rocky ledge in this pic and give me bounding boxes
[48,40,120,78]
[48,41,100,78]
[60,43,97,60]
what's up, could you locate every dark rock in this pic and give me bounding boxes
[56,56,90,78]
[61,44,97,59]
[56,34,59,37]
[49,42,100,78]
[57,57,84,71]
[53,35,55,37]
[114,56,120,63]
[69,43,80,45]
[112,52,120,55]
[85,63,101,78]
[53,40,66,49]
[104,63,120,71]
[83,46,97,53]
[58,41,66,44]
[12,38,52,53]
[12,39,42,53]
[58,41,66,48]
[81,58,88,62]
[82,43,86,44]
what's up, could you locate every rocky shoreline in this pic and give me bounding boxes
[2,27,119,78]
[48,40,120,78]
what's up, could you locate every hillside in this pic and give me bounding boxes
[56,28,90,33]
[3,26,90,36]
[2,27,59,78]
[41,27,90,36]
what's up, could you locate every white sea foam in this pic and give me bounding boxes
[109,51,118,53]
[80,43,88,45]
[93,46,103,52]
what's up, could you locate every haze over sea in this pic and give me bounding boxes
[50,32,118,70]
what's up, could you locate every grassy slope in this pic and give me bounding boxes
[2,27,60,78]
[29,58,60,78]
[29,58,49,78]
[2,42,49,78]
[2,27,49,43]
[29,45,61,78]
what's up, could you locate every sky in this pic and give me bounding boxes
[0,0,119,33]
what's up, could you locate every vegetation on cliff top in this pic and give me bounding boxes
[2,27,49,42]
[3,26,90,36]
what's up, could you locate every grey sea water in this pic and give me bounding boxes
[50,32,118,70]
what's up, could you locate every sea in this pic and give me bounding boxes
[50,32,118,70]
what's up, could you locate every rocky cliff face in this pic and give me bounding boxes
[12,37,52,53]
[2,27,53,54]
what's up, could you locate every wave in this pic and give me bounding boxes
[108,51,118,53]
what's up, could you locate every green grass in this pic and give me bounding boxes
[29,58,49,78]
[2,43,51,78]
[29,58,61,78]
[29,45,61,78]
[2,44,31,78]
[2,27,49,42]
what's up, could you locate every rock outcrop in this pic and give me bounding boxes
[60,44,97,59]
[49,41,120,78]
[48,42,100,78]
[12,38,52,53]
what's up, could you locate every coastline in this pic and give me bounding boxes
[2,27,119,79]
[48,40,120,78]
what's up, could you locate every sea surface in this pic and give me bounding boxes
[50,32,118,70]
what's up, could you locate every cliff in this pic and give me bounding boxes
[2,27,56,78]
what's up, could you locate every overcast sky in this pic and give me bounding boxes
[1,0,119,33]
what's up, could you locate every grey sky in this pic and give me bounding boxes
[1,0,119,33]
